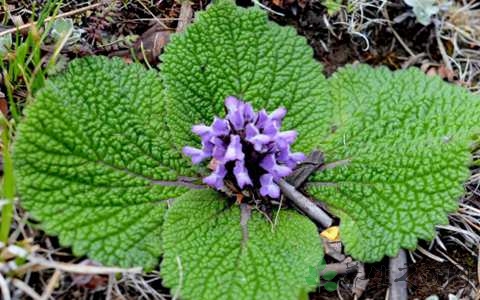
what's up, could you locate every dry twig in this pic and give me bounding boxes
[278,179,333,228]
[176,1,193,33]
[388,249,408,300]
[353,261,369,298]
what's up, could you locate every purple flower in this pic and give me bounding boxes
[211,137,226,160]
[203,164,227,189]
[224,135,244,162]
[182,146,208,164]
[245,124,270,152]
[183,97,305,198]
[260,154,292,180]
[260,174,280,198]
[234,160,252,189]
[269,107,286,126]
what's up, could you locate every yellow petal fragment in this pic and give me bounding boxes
[320,226,340,241]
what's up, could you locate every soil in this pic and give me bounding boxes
[261,0,439,74]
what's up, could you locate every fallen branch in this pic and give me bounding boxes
[388,249,408,300]
[278,179,333,228]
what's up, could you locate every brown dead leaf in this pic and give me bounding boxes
[110,21,173,64]
[71,260,108,289]
[424,65,456,82]
[437,65,455,82]
[426,67,438,77]
[0,91,8,117]
[236,193,244,204]
[133,26,171,64]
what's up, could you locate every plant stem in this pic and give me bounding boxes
[0,119,15,244]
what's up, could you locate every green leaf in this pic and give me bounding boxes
[0,33,12,57]
[323,281,338,292]
[161,190,323,300]
[322,0,343,16]
[14,57,198,269]
[308,266,319,278]
[404,0,439,26]
[322,270,337,281]
[317,258,327,271]
[305,277,319,287]
[49,18,73,41]
[161,0,330,154]
[308,65,480,262]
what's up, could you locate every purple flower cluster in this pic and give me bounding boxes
[183,96,305,199]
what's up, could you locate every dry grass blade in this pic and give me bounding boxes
[39,269,61,300]
[415,245,445,263]
[12,278,41,300]
[0,272,11,300]
[0,2,103,37]
[28,257,142,275]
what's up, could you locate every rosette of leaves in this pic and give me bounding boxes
[13,0,480,299]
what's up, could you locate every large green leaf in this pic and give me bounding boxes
[161,190,323,300]
[161,0,330,154]
[308,65,480,262]
[14,57,199,268]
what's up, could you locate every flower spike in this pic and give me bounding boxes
[183,97,305,198]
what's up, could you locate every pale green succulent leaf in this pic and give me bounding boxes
[161,189,323,300]
[404,0,439,25]
[161,0,330,155]
[308,65,480,262]
[14,57,199,269]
